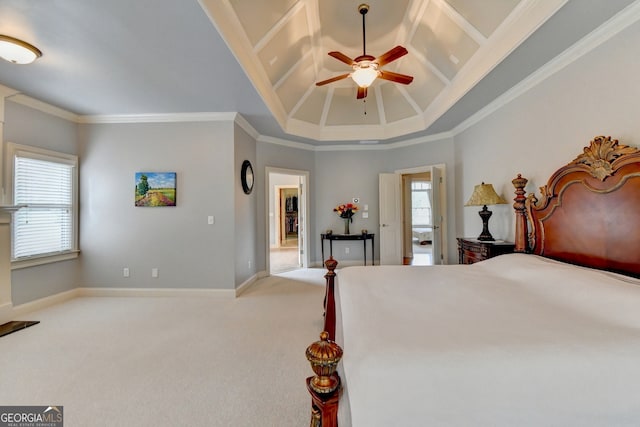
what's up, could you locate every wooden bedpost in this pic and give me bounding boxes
[305,257,342,427]
[512,174,529,253]
[323,257,338,340]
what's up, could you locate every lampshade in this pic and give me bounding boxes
[465,182,507,207]
[351,63,379,88]
[0,35,42,64]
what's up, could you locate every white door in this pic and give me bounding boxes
[379,173,402,265]
[430,166,443,264]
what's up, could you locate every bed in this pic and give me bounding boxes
[305,136,640,426]
[412,226,433,244]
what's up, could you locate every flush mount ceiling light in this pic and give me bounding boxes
[0,35,42,64]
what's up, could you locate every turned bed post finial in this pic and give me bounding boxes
[512,174,529,253]
[323,257,338,341]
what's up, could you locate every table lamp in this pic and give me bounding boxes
[465,182,507,241]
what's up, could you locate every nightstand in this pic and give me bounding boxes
[457,238,515,264]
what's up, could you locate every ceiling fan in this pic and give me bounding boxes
[315,3,414,99]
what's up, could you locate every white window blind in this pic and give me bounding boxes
[13,154,75,259]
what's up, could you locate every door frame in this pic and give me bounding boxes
[265,167,310,274]
[274,185,298,248]
[396,163,448,264]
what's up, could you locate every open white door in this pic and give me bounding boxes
[430,166,443,264]
[379,173,402,265]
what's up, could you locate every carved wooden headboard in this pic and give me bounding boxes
[513,136,640,278]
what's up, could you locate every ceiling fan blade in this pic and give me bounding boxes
[328,51,355,66]
[378,70,414,85]
[375,45,408,67]
[356,86,367,99]
[316,73,351,86]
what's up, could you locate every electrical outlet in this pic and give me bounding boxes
[152,268,158,278]
[248,260,252,269]
[208,215,214,225]
[362,212,369,218]
[345,247,350,254]
[123,267,129,278]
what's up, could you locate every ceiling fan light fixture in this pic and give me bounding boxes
[0,35,42,64]
[351,64,379,88]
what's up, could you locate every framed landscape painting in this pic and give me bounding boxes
[135,172,177,207]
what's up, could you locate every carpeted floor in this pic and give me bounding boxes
[0,269,327,427]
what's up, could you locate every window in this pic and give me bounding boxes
[411,180,432,226]
[6,143,78,267]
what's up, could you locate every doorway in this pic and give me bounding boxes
[379,164,447,265]
[266,168,309,274]
[402,172,433,265]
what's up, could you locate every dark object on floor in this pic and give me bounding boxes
[0,320,40,338]
[419,240,432,245]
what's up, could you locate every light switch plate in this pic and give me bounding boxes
[362,212,369,218]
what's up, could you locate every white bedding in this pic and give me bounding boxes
[412,227,433,242]
[335,254,640,426]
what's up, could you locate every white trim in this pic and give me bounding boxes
[78,287,236,298]
[11,251,79,270]
[235,273,259,296]
[2,0,638,153]
[233,113,260,139]
[78,112,238,124]
[451,0,640,136]
[6,288,80,323]
[265,167,310,275]
[9,94,80,122]
[6,142,79,264]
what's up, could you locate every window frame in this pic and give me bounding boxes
[410,180,432,227]
[5,142,79,269]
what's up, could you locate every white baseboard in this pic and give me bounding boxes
[235,273,260,297]
[78,287,236,298]
[7,288,80,322]
[1,285,247,324]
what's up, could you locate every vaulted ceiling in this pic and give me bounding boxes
[201,0,567,141]
[0,0,636,146]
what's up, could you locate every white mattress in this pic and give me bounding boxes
[335,254,640,426]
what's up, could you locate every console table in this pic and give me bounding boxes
[321,233,375,266]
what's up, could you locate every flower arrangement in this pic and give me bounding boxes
[333,203,358,221]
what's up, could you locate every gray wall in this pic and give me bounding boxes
[4,14,640,302]
[234,123,257,286]
[256,142,315,271]
[78,120,237,289]
[4,101,80,305]
[455,17,640,243]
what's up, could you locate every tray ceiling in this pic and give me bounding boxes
[201,0,568,141]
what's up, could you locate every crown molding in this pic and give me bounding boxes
[257,135,315,151]
[8,94,79,122]
[4,0,639,152]
[77,112,238,124]
[451,0,640,137]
